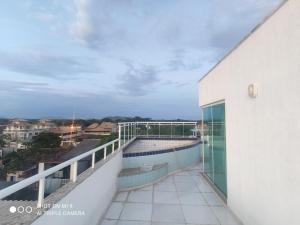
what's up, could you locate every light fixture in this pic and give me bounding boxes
[248,83,258,98]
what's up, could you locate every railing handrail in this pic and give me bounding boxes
[0,138,119,200]
[118,121,198,125]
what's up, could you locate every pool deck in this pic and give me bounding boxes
[99,164,242,225]
[124,139,198,154]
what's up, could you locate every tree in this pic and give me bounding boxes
[95,133,118,161]
[3,152,23,172]
[30,132,61,149]
[22,132,62,163]
[0,135,5,148]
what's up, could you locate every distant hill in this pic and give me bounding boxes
[0,116,199,128]
[0,119,9,125]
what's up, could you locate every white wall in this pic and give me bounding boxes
[199,1,300,225]
[32,150,123,225]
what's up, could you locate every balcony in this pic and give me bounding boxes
[0,121,242,225]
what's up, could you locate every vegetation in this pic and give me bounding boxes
[0,135,5,148]
[95,133,118,161]
[27,132,61,149]
[2,132,62,175]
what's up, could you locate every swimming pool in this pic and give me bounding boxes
[119,138,201,188]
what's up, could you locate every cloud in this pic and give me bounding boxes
[0,50,100,80]
[69,0,282,81]
[0,80,50,93]
[71,0,281,52]
[118,63,160,96]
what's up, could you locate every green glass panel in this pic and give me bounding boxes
[203,106,213,180]
[202,103,227,197]
[212,103,227,196]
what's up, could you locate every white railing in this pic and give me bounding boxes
[118,121,199,143]
[0,138,120,208]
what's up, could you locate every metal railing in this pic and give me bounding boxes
[0,138,121,208]
[118,121,199,144]
[0,121,198,208]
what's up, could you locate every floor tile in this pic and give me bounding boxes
[203,193,224,206]
[152,204,185,223]
[174,171,190,176]
[189,170,202,176]
[191,175,205,184]
[174,175,195,183]
[154,191,180,204]
[175,182,199,192]
[117,220,151,225]
[212,207,241,225]
[178,192,207,205]
[101,164,242,225]
[154,182,176,192]
[120,203,152,221]
[197,182,214,192]
[140,185,153,191]
[128,190,153,203]
[100,219,117,225]
[115,192,129,202]
[182,205,219,224]
[105,202,124,220]
[152,223,185,225]
[160,176,174,183]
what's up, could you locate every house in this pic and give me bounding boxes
[2,119,56,150]
[51,125,82,146]
[84,122,117,136]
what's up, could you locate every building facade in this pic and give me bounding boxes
[84,122,117,136]
[2,119,56,150]
[199,0,300,224]
[51,125,82,146]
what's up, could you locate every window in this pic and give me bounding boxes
[202,102,227,197]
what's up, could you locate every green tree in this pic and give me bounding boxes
[0,135,5,148]
[3,152,23,172]
[23,132,62,163]
[95,133,118,161]
[30,132,61,149]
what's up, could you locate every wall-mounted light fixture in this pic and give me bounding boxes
[248,83,258,98]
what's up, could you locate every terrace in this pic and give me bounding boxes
[0,121,241,225]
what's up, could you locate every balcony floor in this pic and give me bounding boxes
[100,165,241,225]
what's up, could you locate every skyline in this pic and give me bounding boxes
[0,0,282,119]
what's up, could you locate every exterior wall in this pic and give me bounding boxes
[198,1,300,225]
[32,151,123,225]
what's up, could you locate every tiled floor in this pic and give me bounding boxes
[100,165,242,225]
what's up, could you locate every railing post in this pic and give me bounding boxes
[91,152,95,169]
[183,123,185,137]
[147,122,149,137]
[118,125,121,148]
[159,123,160,138]
[70,161,78,182]
[104,147,107,159]
[112,142,115,153]
[123,124,126,145]
[37,162,45,208]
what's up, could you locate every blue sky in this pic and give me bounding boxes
[0,0,281,119]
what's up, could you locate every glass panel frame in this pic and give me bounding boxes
[202,102,227,197]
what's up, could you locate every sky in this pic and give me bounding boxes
[0,0,282,120]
